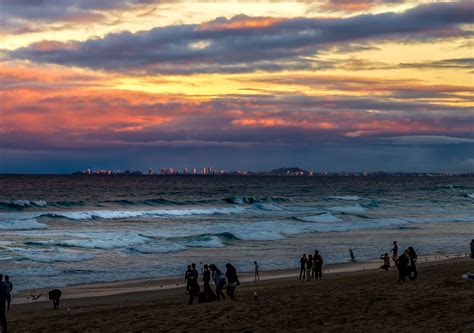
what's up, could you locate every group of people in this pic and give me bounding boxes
[381,241,418,282]
[299,250,324,282]
[184,262,240,305]
[0,274,13,333]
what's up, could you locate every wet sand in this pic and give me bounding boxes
[5,256,474,332]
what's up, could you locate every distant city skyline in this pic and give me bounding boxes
[1,1,473,173]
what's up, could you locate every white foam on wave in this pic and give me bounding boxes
[13,248,95,263]
[0,218,47,230]
[3,199,48,207]
[253,203,283,211]
[43,206,246,220]
[467,193,474,199]
[187,235,225,248]
[327,204,366,214]
[130,243,187,254]
[297,213,341,223]
[328,195,361,201]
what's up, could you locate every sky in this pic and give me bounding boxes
[0,0,473,173]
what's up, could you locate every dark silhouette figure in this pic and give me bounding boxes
[184,265,192,294]
[349,249,356,262]
[313,250,324,280]
[396,250,410,282]
[49,289,62,309]
[3,276,12,311]
[408,246,418,280]
[225,263,240,300]
[198,264,217,303]
[209,264,226,301]
[299,254,307,280]
[380,253,390,271]
[470,239,474,259]
[187,263,200,305]
[391,241,398,260]
[0,275,8,333]
[306,254,313,281]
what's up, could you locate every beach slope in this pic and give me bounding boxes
[8,258,474,332]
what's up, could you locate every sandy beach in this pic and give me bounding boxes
[5,256,474,332]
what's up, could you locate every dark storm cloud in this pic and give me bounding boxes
[6,1,473,74]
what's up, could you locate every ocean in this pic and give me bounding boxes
[1,175,473,292]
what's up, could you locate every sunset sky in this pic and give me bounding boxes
[1,0,473,173]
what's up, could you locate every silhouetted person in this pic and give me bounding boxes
[209,264,226,301]
[313,250,324,280]
[470,239,474,259]
[187,263,200,305]
[349,249,356,262]
[3,276,12,311]
[408,246,418,280]
[0,275,7,333]
[396,250,409,282]
[184,265,192,294]
[49,289,62,309]
[254,261,261,281]
[391,241,398,260]
[225,263,240,300]
[299,254,307,280]
[380,253,390,271]
[306,254,313,281]
[198,264,216,303]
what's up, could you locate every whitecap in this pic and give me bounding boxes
[328,195,361,201]
[327,204,366,214]
[297,213,341,223]
[0,218,48,230]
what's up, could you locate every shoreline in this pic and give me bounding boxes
[6,256,474,332]
[11,251,469,305]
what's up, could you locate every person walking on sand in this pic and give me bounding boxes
[299,254,307,280]
[225,263,240,300]
[48,289,62,309]
[470,239,474,259]
[380,253,390,271]
[391,241,398,261]
[3,276,12,311]
[313,250,324,280]
[0,275,8,333]
[254,261,262,282]
[209,264,226,301]
[306,254,313,282]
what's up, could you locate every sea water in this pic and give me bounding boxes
[0,175,473,291]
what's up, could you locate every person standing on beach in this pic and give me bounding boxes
[202,264,212,292]
[407,247,418,280]
[225,263,240,300]
[209,264,226,301]
[184,265,192,294]
[254,261,262,281]
[395,250,409,282]
[313,250,324,280]
[0,275,8,333]
[187,263,200,305]
[299,254,307,280]
[391,241,398,261]
[470,239,474,259]
[306,254,313,282]
[3,276,12,311]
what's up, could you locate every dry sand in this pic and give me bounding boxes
[6,257,474,332]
